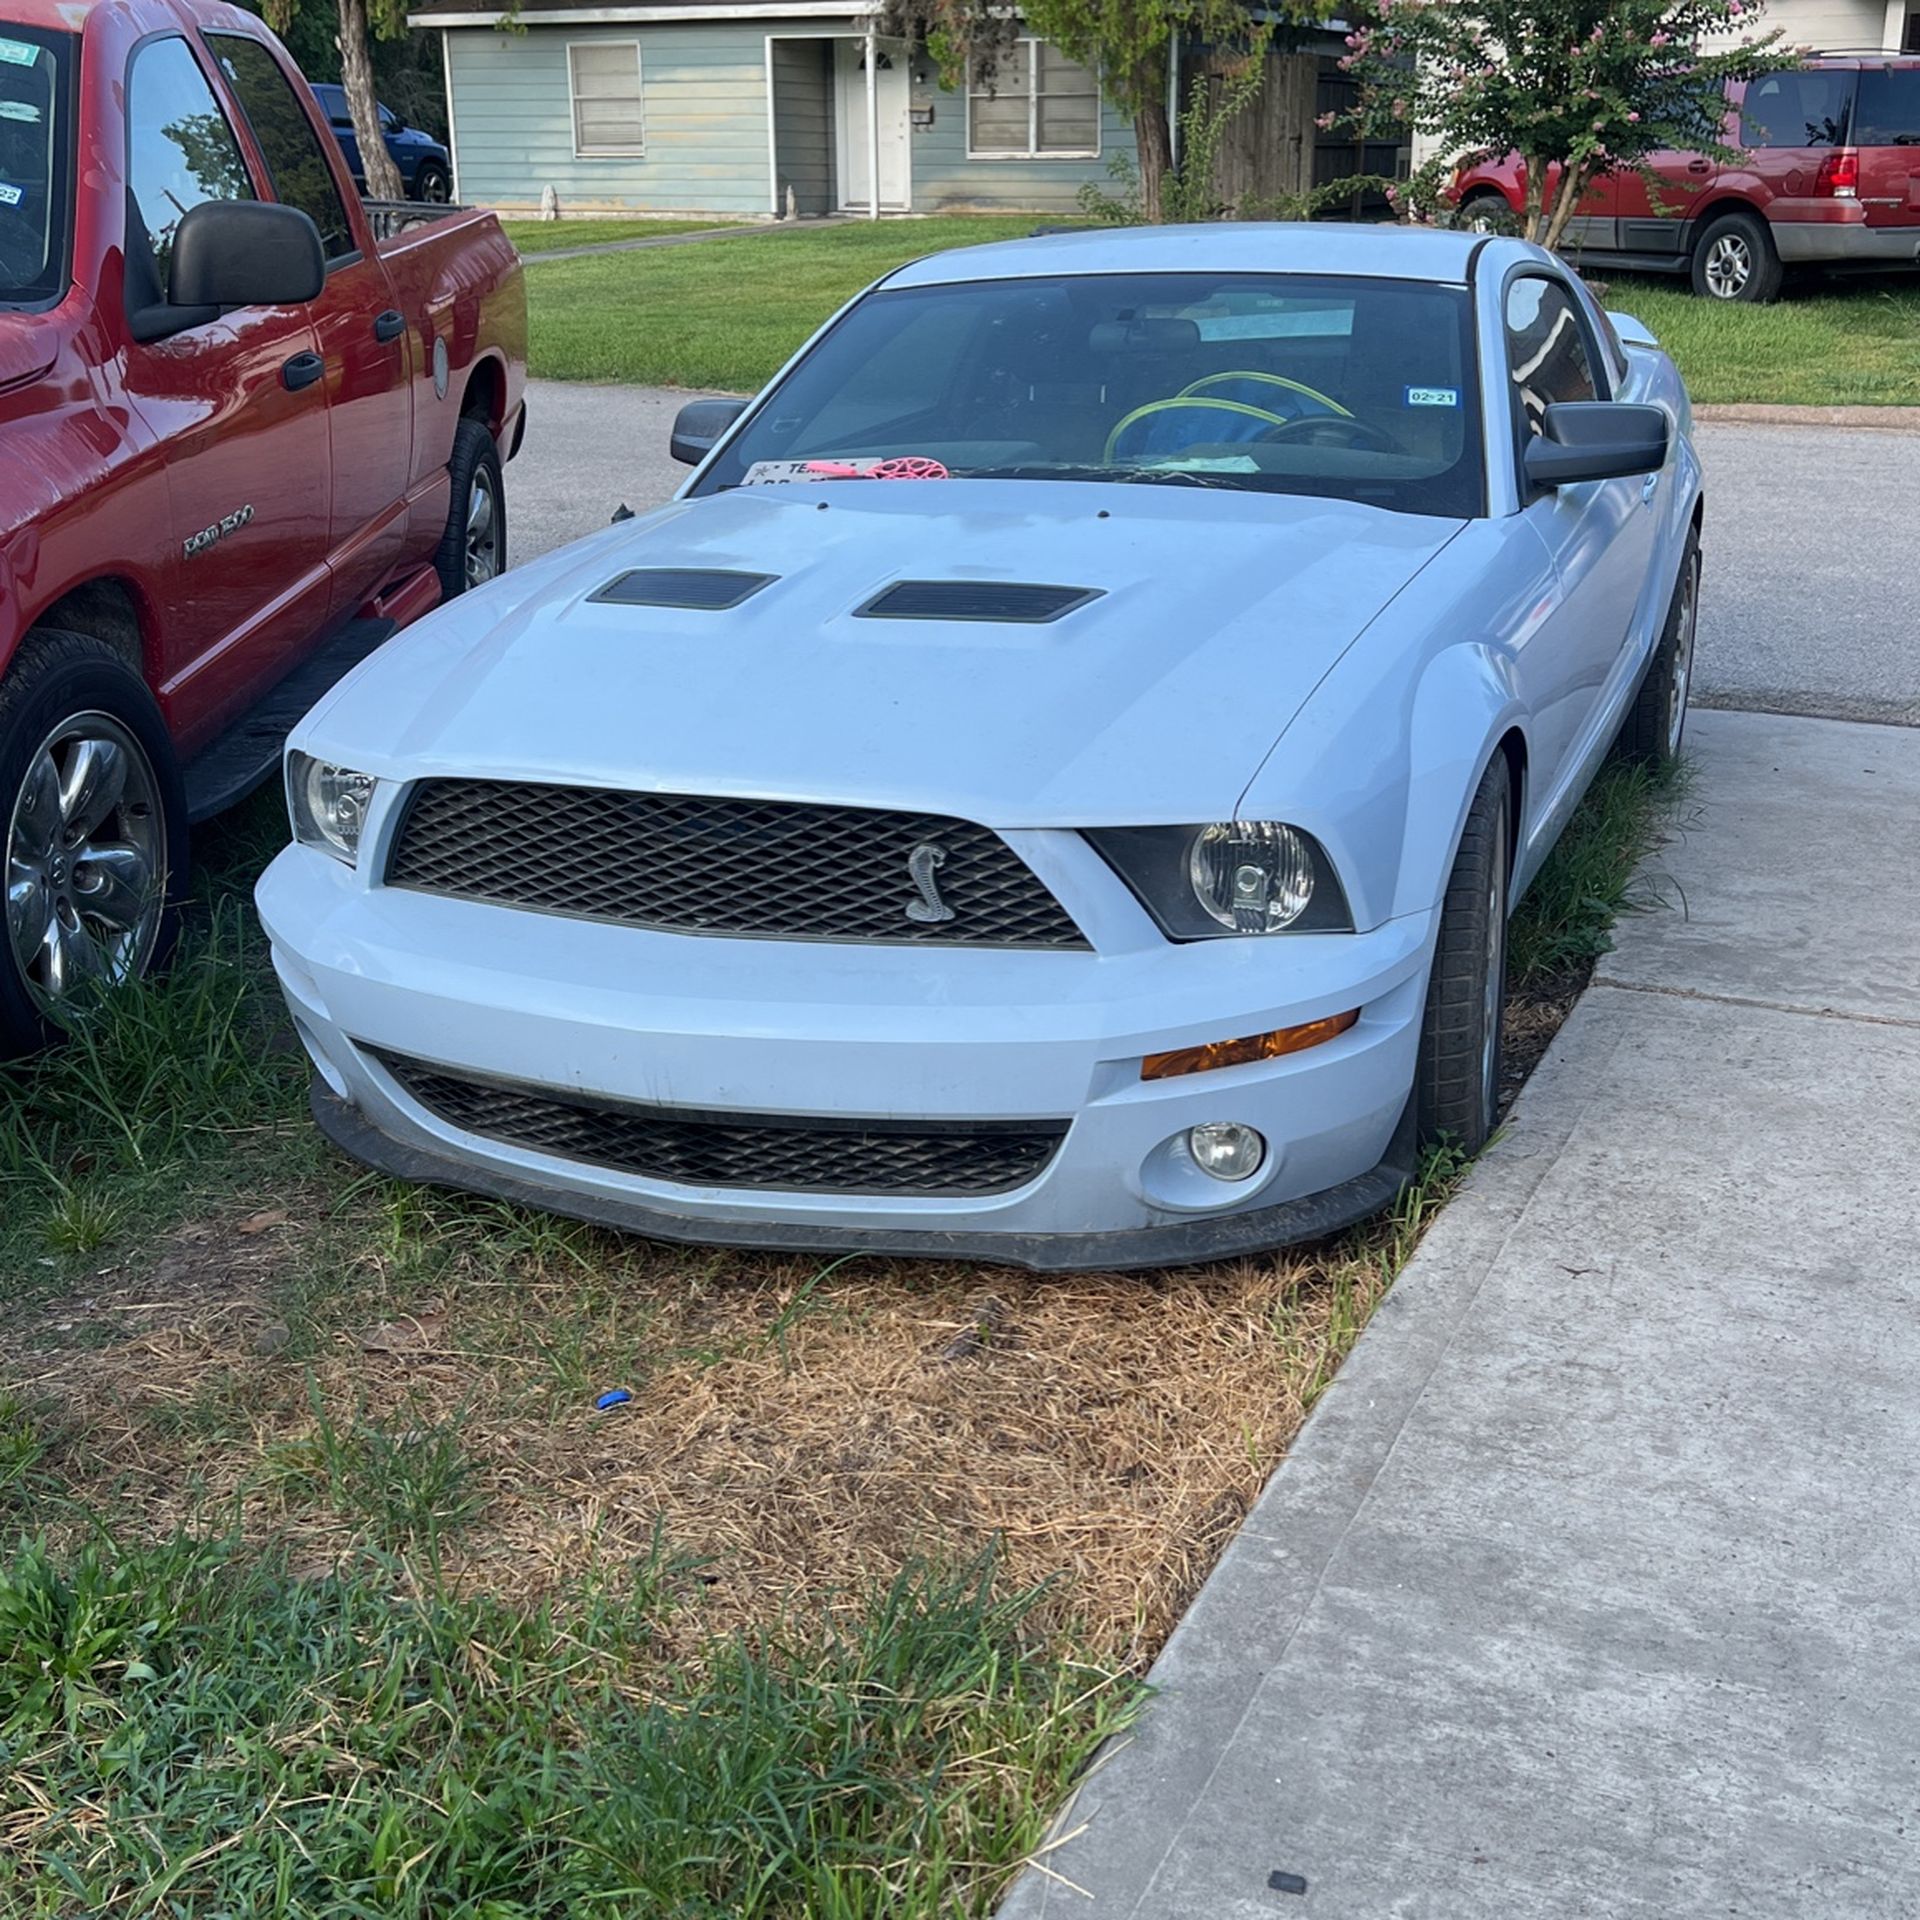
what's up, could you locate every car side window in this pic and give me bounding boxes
[208,35,356,261]
[1740,69,1853,148]
[1503,275,1597,441]
[126,35,255,286]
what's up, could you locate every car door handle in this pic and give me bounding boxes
[373,308,405,343]
[1687,158,1712,174]
[281,350,325,392]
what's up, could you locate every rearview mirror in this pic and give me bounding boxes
[670,397,748,466]
[1524,401,1669,490]
[169,200,326,310]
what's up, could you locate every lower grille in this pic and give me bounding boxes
[372,1050,1068,1197]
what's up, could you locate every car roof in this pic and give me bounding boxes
[883,222,1489,290]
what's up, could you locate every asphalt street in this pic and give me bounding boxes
[506,379,1920,726]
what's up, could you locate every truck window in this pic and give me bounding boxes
[208,35,355,262]
[0,22,74,308]
[127,36,255,284]
[1739,69,1854,148]
[1852,68,1920,146]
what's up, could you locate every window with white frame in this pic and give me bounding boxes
[968,40,1099,158]
[569,41,644,157]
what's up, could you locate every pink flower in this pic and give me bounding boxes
[1627,110,1640,123]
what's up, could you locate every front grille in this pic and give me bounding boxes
[385,782,1089,948]
[373,1050,1069,1195]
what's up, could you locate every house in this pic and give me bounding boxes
[403,0,1142,218]
[1754,0,1919,54]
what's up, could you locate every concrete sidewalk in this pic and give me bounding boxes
[1001,709,1920,1919]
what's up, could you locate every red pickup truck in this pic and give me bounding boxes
[1454,57,1920,302]
[0,0,525,1055]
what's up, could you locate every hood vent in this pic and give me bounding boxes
[590,568,777,611]
[855,580,1104,625]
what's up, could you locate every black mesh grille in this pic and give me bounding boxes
[589,568,776,611]
[373,1050,1069,1196]
[855,580,1103,623]
[385,782,1089,948]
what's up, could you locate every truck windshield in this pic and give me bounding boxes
[694,271,1485,519]
[0,22,73,307]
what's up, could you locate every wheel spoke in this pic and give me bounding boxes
[12,748,62,864]
[6,864,49,953]
[73,843,155,931]
[41,914,107,999]
[57,736,129,839]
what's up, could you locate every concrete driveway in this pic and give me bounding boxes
[506,380,1920,727]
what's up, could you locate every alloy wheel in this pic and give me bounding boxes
[1703,235,1752,300]
[1667,556,1698,758]
[5,713,166,1016]
[464,465,502,588]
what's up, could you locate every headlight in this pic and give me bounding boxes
[287,752,377,865]
[1086,822,1352,939]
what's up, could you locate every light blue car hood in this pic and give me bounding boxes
[305,479,1465,827]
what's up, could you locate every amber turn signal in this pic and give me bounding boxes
[1141,1009,1361,1082]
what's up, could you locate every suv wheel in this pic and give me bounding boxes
[1690,209,1783,304]
[434,415,506,601]
[0,630,187,1058]
[413,160,451,204]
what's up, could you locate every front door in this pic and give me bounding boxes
[835,40,910,212]
[120,32,333,743]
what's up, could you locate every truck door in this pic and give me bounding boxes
[207,33,414,619]
[120,32,333,741]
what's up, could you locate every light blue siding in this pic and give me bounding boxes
[444,19,1136,216]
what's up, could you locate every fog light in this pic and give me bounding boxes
[1187,1122,1266,1182]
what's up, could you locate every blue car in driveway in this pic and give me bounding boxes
[311,82,452,201]
[257,225,1703,1272]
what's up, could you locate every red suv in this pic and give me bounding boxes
[1454,57,1920,301]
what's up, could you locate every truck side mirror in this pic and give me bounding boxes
[670,397,748,465]
[169,200,327,310]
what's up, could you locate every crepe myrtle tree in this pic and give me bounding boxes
[880,0,1335,223]
[1341,0,1796,250]
[265,0,408,201]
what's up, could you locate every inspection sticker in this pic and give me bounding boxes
[0,184,20,208]
[1406,386,1460,408]
[0,37,39,65]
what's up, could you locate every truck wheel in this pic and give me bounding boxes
[1690,210,1782,303]
[413,161,451,204]
[1415,757,1511,1155]
[1459,191,1514,234]
[434,415,505,601]
[0,630,187,1059]
[1615,534,1700,768]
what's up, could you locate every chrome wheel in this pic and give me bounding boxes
[5,712,166,1017]
[1667,555,1698,759]
[1703,234,1752,300]
[418,168,451,205]
[464,465,502,587]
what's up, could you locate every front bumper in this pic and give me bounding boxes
[259,841,1438,1273]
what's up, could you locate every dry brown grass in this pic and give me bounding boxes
[4,1187,1434,1670]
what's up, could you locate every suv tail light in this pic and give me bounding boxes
[1815,149,1860,197]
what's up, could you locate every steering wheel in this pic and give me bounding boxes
[1256,413,1400,453]
[1103,396,1289,464]
[1181,370,1350,420]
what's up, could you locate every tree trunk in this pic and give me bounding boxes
[1134,91,1172,224]
[1540,161,1592,254]
[337,0,405,201]
[1519,151,1548,245]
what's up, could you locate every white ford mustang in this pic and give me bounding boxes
[256,224,1702,1271]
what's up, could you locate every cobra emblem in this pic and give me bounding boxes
[904,841,955,924]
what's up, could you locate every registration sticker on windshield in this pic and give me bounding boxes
[0,37,39,65]
[1406,386,1460,408]
[0,184,19,208]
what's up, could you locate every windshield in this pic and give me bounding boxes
[695,270,1485,518]
[0,22,73,307]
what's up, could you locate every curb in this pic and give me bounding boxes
[1693,402,1920,431]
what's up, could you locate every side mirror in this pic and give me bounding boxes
[670,396,748,466]
[169,200,326,310]
[1524,401,1668,490]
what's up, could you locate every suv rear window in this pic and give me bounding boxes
[0,23,74,308]
[1853,68,1920,147]
[1740,69,1854,147]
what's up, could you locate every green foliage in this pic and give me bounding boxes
[1342,0,1798,246]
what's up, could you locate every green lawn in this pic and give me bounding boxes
[499,215,743,254]
[526,215,1065,390]
[1599,272,1920,407]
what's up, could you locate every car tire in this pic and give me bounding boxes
[413,160,451,204]
[1415,756,1511,1156]
[1459,190,1514,234]
[0,629,188,1060]
[434,415,506,602]
[1689,210,1783,303]
[1614,533,1700,768]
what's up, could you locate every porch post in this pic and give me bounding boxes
[865,24,880,218]
[1168,35,1181,173]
